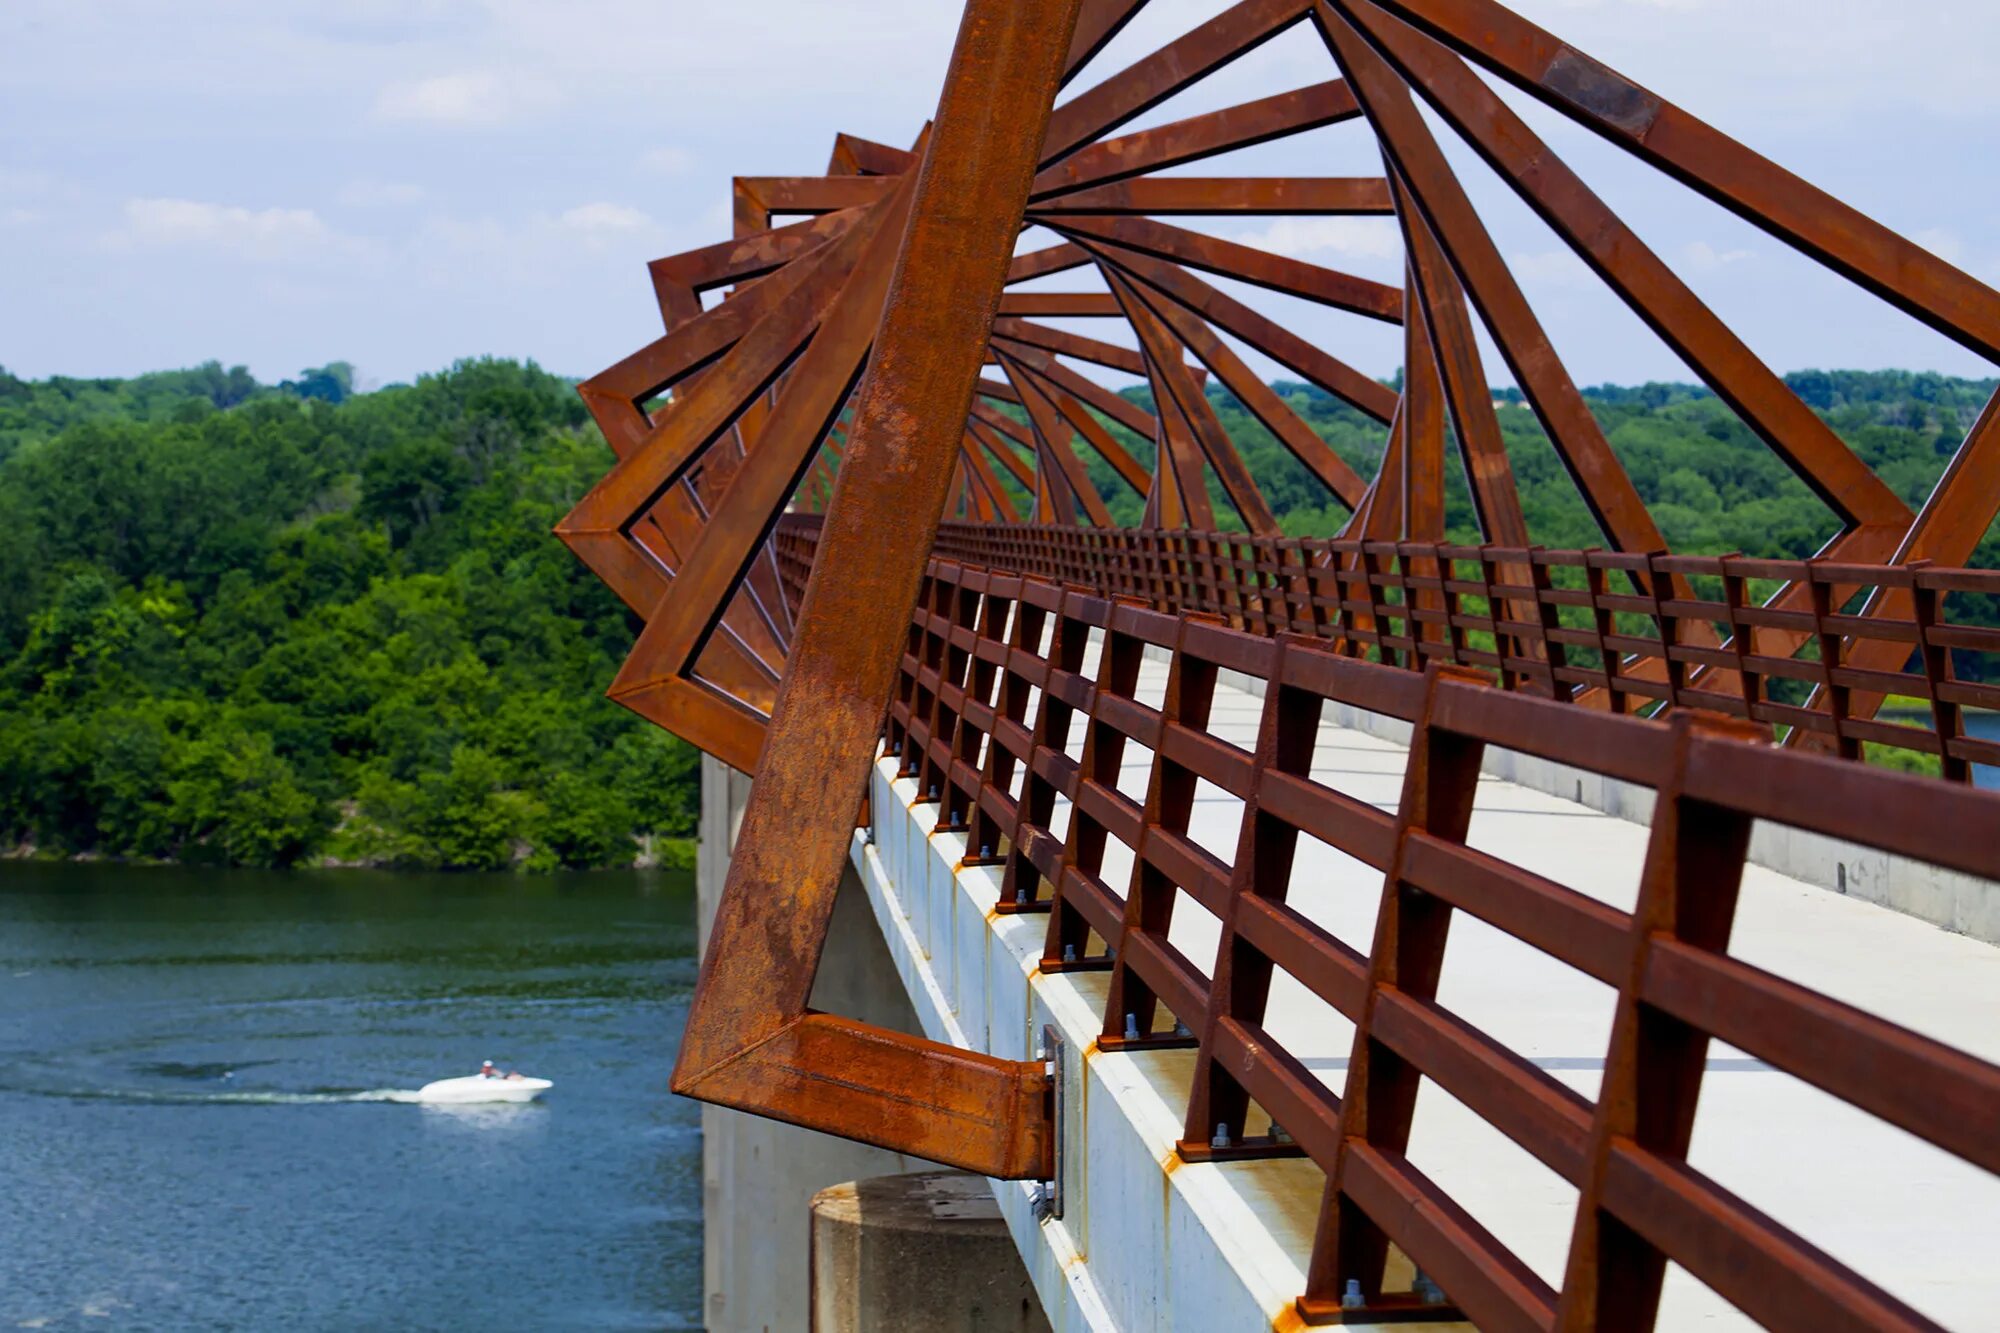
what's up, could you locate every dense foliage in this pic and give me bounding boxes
[0,359,696,870]
[1,358,1991,867]
[1072,371,2000,567]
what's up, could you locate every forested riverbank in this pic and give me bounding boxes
[1,359,1992,867]
[0,360,695,870]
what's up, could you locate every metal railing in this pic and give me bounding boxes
[873,551,2000,1329]
[775,516,2000,781]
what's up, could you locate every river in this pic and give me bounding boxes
[0,724,1990,1331]
[1973,711,2000,789]
[0,864,702,1331]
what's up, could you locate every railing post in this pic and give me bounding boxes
[1910,562,1970,782]
[1302,663,1489,1319]
[1553,709,1763,1328]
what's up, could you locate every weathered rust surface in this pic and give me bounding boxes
[553,0,2000,1317]
[666,0,1084,1181]
[877,554,2000,1328]
[559,0,2000,779]
[565,1,2000,754]
[777,519,2000,779]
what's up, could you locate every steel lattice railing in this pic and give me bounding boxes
[775,515,2000,782]
[552,1,2000,1320]
[873,551,2000,1328]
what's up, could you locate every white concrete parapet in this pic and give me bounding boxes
[851,664,2000,1330]
[855,758,1464,1333]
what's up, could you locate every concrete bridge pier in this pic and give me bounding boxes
[811,1172,1052,1333]
[697,756,1048,1332]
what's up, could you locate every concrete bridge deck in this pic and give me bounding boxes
[853,657,2000,1331]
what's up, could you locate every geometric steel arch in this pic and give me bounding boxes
[559,0,2000,777]
[653,0,1086,1183]
[553,0,2000,1198]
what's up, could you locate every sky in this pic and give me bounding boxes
[3,0,1998,391]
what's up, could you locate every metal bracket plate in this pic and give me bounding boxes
[1031,1022,1065,1222]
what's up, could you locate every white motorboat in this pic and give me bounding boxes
[416,1072,552,1104]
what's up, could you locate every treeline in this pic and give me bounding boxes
[2,358,1993,869]
[1074,370,1999,566]
[1008,367,2000,703]
[0,359,695,871]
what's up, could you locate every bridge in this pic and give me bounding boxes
[555,1,2000,1327]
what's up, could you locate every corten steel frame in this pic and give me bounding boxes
[875,556,2000,1329]
[553,0,2000,1323]
[558,0,2000,782]
[775,517,2000,781]
[650,0,1086,1181]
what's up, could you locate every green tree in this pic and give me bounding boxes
[168,728,328,867]
[4,357,1986,869]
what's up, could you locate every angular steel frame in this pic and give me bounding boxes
[553,0,2000,1292]
[656,0,1085,1182]
[878,554,2000,1328]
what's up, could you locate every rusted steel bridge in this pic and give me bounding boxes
[556,1,2000,1327]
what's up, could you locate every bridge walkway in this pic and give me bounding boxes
[855,655,2000,1331]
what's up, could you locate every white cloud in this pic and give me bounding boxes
[1508,248,1593,288]
[1,207,39,227]
[373,71,555,126]
[6,0,1999,384]
[639,146,695,176]
[1524,0,1712,9]
[1682,241,1753,271]
[107,197,334,262]
[1914,228,1967,267]
[410,201,668,286]
[0,167,57,199]
[337,179,426,208]
[1230,217,1402,263]
[559,202,652,232]
[1500,0,2000,124]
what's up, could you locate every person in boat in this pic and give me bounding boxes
[479,1059,522,1081]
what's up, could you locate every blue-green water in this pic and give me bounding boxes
[0,864,702,1331]
[1971,712,2000,790]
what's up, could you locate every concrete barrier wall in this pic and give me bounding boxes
[850,757,1469,1333]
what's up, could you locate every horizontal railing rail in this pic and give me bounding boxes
[775,514,2000,782]
[873,549,2000,1329]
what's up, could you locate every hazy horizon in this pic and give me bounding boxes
[6,1,1999,391]
[8,358,1997,401]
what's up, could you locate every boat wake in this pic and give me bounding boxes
[0,1084,427,1106]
